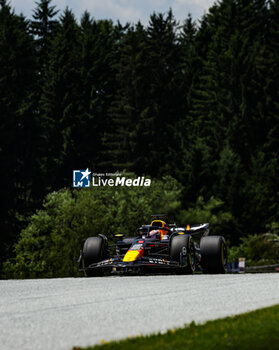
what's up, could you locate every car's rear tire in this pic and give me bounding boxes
[200,236,227,274]
[82,236,106,277]
[170,234,196,274]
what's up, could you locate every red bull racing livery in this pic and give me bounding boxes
[78,215,228,276]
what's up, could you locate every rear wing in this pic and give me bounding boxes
[176,223,210,236]
[150,214,166,220]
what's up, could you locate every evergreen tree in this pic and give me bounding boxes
[105,22,151,172]
[80,13,120,170]
[244,0,279,231]
[105,11,185,176]
[173,14,202,188]
[0,1,37,272]
[31,0,58,67]
[144,10,184,177]
[179,14,200,113]
[264,0,279,156]
[39,8,82,190]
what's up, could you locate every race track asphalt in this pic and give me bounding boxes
[1,273,279,350]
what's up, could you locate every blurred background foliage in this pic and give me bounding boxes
[3,176,180,278]
[229,233,279,266]
[3,175,239,278]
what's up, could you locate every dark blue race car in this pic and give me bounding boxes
[78,215,228,276]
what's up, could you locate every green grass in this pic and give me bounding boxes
[74,304,279,350]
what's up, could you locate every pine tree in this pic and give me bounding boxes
[39,8,82,190]
[184,0,272,233]
[179,14,199,112]
[0,1,37,272]
[105,10,185,176]
[172,14,201,187]
[31,0,58,67]
[265,0,279,154]
[80,14,120,171]
[245,0,279,230]
[144,10,184,176]
[104,22,151,172]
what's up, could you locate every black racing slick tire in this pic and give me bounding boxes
[82,236,106,277]
[200,236,227,274]
[170,234,196,274]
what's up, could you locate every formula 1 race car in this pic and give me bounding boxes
[78,215,228,276]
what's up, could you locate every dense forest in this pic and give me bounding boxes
[0,0,278,277]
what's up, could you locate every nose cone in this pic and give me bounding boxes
[123,250,141,262]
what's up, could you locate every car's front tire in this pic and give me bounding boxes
[170,234,196,274]
[82,236,106,277]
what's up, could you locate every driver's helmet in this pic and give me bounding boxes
[138,230,146,238]
[149,229,160,239]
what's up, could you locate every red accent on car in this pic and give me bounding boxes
[139,249,144,257]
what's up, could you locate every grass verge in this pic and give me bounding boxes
[74,304,279,350]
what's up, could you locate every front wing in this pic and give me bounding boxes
[81,255,188,274]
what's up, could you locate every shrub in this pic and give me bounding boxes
[228,233,279,265]
[3,175,182,278]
